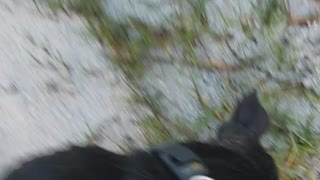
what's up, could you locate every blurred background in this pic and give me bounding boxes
[1,0,320,179]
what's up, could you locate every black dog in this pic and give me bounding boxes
[4,92,278,180]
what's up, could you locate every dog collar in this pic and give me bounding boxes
[152,142,213,180]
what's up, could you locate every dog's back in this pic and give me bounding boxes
[5,146,127,180]
[5,92,278,180]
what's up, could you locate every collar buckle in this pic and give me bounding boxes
[152,142,209,180]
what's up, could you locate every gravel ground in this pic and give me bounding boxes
[0,0,145,178]
[104,0,320,129]
[104,0,320,177]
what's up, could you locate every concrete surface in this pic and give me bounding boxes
[0,0,145,178]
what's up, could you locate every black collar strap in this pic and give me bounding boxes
[152,142,210,180]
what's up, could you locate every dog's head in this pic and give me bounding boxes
[188,91,278,180]
[217,91,269,149]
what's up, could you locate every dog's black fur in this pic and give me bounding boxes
[4,92,278,180]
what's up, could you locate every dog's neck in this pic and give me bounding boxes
[122,142,225,180]
[123,150,173,180]
[120,141,275,180]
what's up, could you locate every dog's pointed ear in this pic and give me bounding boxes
[218,91,270,143]
[232,91,269,137]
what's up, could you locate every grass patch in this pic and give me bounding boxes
[253,0,288,27]
[262,90,320,180]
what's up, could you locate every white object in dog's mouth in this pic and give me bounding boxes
[189,175,215,180]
